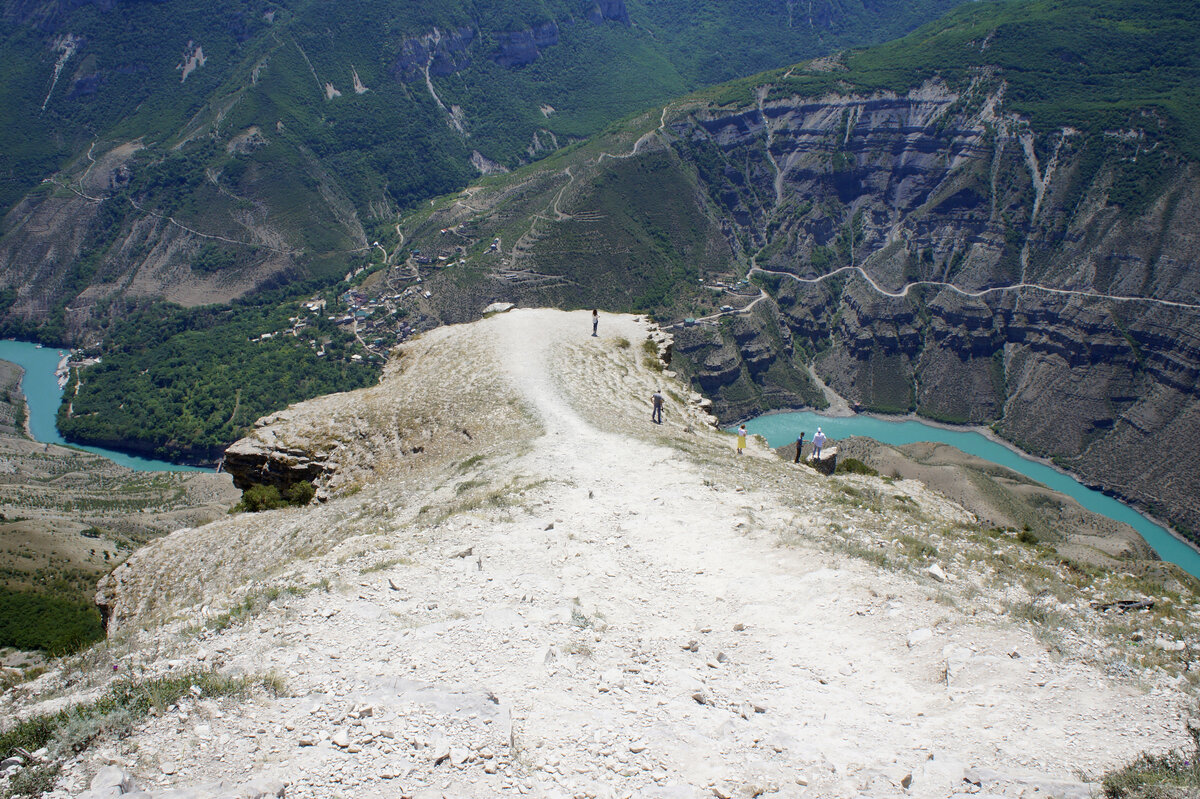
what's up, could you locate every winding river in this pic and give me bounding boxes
[0,340,202,472]
[742,411,1200,579]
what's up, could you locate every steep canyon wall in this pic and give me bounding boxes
[664,83,1200,539]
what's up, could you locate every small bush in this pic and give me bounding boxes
[234,481,315,512]
[835,458,878,476]
[613,337,630,349]
[6,763,60,797]
[1017,528,1039,545]
[1101,729,1200,798]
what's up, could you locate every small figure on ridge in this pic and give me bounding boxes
[811,427,827,460]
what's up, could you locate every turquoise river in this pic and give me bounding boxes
[4,337,1197,576]
[0,339,201,472]
[742,411,1200,579]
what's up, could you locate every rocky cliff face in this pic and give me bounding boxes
[400,69,1199,541]
[659,80,1200,540]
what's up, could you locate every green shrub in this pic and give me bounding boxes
[234,481,315,513]
[1017,528,1039,545]
[5,763,60,797]
[1101,729,1200,798]
[0,670,282,759]
[835,458,878,476]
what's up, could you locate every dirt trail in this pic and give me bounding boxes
[30,310,1193,799]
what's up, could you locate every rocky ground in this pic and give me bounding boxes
[2,310,1197,799]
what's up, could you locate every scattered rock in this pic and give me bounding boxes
[907,629,934,648]
[91,766,136,794]
[926,564,948,582]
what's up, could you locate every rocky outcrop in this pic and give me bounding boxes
[492,22,560,68]
[670,305,826,422]
[392,27,477,79]
[221,413,334,494]
[586,0,630,25]
[833,436,1159,563]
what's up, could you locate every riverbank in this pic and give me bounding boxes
[738,406,1200,577]
[0,340,204,472]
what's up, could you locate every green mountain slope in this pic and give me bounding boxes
[370,0,1200,539]
[0,0,970,462]
[0,0,970,331]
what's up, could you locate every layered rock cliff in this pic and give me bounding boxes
[662,78,1200,541]
[395,70,1200,541]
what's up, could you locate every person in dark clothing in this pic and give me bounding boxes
[592,309,599,336]
[794,432,805,464]
[651,389,665,424]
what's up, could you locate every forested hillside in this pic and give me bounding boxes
[0,0,968,338]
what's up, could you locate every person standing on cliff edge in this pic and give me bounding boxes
[811,427,826,459]
[651,389,665,424]
[737,424,747,455]
[794,431,805,463]
[592,309,599,337]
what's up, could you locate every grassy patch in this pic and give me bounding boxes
[1100,728,1200,798]
[197,584,306,633]
[359,556,414,574]
[835,457,878,476]
[0,670,282,762]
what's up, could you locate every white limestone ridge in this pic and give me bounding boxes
[7,309,1196,798]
